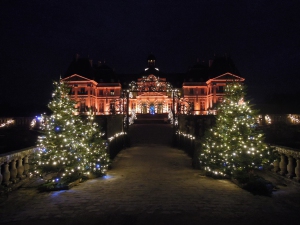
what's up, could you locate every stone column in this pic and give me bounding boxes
[10,160,17,183]
[17,157,24,179]
[213,84,216,104]
[24,155,30,176]
[295,158,300,182]
[3,162,10,186]
[287,156,295,178]
[279,154,287,175]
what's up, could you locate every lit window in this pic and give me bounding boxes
[99,102,104,112]
[200,101,205,110]
[218,86,224,93]
[110,90,114,96]
[78,88,86,95]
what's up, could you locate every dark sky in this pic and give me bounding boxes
[1,0,300,108]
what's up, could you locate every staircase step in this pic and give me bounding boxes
[134,113,169,124]
[134,119,169,124]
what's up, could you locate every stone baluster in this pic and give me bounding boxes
[295,158,300,182]
[17,157,24,179]
[279,154,287,176]
[273,160,280,173]
[10,159,18,183]
[3,162,10,186]
[23,155,30,176]
[287,156,295,178]
[0,164,3,185]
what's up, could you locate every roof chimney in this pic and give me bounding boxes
[75,53,80,62]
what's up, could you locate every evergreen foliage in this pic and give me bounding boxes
[33,81,109,187]
[199,83,271,180]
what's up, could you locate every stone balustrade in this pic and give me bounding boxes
[0,146,38,187]
[272,145,300,182]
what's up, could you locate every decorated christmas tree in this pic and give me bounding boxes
[34,80,109,188]
[199,82,270,180]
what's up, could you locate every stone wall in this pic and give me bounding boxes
[92,115,124,140]
[177,115,215,139]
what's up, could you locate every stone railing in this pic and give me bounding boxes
[0,146,38,187]
[0,131,130,188]
[272,145,300,181]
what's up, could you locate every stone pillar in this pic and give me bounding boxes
[213,84,216,104]
[287,156,295,178]
[279,154,287,175]
[10,160,17,183]
[295,159,300,182]
[3,162,10,186]
[24,155,30,176]
[17,157,24,179]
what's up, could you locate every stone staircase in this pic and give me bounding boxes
[134,113,169,124]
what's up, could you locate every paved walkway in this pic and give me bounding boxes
[1,124,300,225]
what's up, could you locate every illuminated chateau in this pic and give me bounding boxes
[62,54,244,115]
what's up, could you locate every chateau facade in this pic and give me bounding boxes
[62,54,244,115]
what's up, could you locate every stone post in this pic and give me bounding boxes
[273,160,280,173]
[10,160,17,183]
[24,155,30,176]
[17,157,24,179]
[279,154,287,176]
[295,159,300,182]
[3,162,10,186]
[287,156,295,178]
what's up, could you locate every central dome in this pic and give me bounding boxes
[147,53,156,61]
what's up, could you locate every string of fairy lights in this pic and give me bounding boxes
[107,131,127,142]
[0,119,14,128]
[264,115,272,124]
[176,131,195,140]
[128,75,173,92]
[288,114,300,124]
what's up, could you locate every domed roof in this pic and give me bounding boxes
[147,53,156,61]
[208,56,240,77]
[93,62,118,83]
[64,56,94,79]
[64,54,118,83]
[185,60,209,82]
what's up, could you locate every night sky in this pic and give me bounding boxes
[1,0,300,112]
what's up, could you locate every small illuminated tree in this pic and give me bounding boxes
[35,80,109,187]
[199,82,270,180]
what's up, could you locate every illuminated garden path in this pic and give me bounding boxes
[1,124,300,225]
